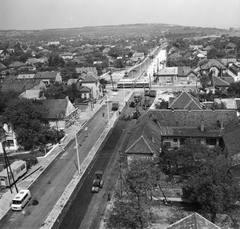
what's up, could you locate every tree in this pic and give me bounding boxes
[227,81,240,97]
[0,90,19,115]
[199,73,211,90]
[167,140,240,223]
[106,158,160,229]
[3,99,52,150]
[182,151,240,223]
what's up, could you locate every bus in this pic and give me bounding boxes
[11,189,31,211]
[117,79,136,88]
[135,80,150,88]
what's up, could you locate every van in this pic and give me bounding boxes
[11,189,31,211]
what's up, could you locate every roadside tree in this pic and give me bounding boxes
[3,99,55,150]
[106,158,160,229]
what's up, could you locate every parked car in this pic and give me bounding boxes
[149,90,156,97]
[129,101,136,108]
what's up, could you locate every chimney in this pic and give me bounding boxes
[66,96,69,100]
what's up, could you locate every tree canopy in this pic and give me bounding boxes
[159,139,240,223]
[106,157,160,229]
[3,98,57,150]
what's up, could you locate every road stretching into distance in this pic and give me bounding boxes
[0,105,111,229]
[0,45,169,228]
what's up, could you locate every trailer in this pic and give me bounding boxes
[0,160,27,187]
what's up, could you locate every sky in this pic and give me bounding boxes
[0,0,240,30]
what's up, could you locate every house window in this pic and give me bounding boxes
[173,138,178,145]
[163,142,171,147]
[206,138,217,145]
[7,140,14,147]
[180,138,185,145]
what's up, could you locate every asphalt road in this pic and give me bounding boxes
[53,120,128,229]
[0,105,110,229]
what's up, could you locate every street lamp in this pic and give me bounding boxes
[106,94,110,124]
[75,131,81,174]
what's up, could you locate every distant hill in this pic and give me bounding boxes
[0,23,231,40]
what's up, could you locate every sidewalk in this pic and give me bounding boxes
[0,99,104,220]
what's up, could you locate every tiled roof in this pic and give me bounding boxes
[81,73,98,83]
[223,127,240,155]
[156,67,178,76]
[200,59,226,70]
[0,63,7,69]
[41,99,68,119]
[211,75,230,87]
[125,117,161,155]
[146,109,237,130]
[19,89,41,99]
[165,212,221,229]
[178,66,192,77]
[34,71,59,79]
[9,61,26,68]
[0,76,43,93]
[169,91,202,110]
[79,86,91,92]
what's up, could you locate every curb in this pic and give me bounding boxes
[40,108,119,229]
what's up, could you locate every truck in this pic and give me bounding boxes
[0,160,27,187]
[112,101,119,111]
[91,171,104,193]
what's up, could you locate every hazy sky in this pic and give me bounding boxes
[1,0,240,30]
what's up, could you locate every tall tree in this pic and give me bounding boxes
[3,99,51,150]
[106,158,160,229]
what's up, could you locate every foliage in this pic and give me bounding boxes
[159,139,240,223]
[40,83,81,103]
[182,150,240,223]
[3,98,55,150]
[155,99,168,109]
[199,73,211,90]
[0,90,19,115]
[106,158,160,229]
[227,81,240,97]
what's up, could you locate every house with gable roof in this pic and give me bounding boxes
[149,109,237,149]
[169,91,202,110]
[154,67,178,85]
[0,75,46,94]
[34,71,62,85]
[165,212,221,229]
[80,72,103,99]
[125,116,161,163]
[177,66,197,84]
[41,97,77,129]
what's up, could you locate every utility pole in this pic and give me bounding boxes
[75,132,81,174]
[3,144,18,193]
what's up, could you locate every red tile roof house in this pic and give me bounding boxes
[125,115,161,163]
[169,91,202,110]
[0,75,46,95]
[41,97,77,129]
[34,71,62,85]
[177,66,197,84]
[124,109,237,157]
[154,67,178,85]
[165,212,221,229]
[79,73,103,100]
[150,109,237,150]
